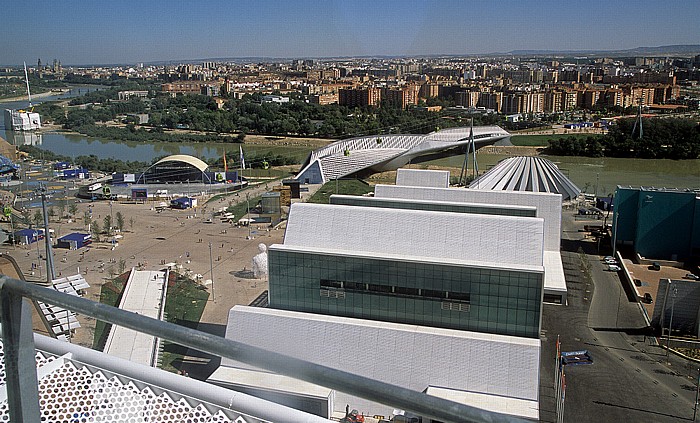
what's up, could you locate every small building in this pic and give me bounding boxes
[57,233,92,250]
[272,185,291,207]
[61,168,89,179]
[53,162,71,170]
[261,95,289,104]
[14,228,43,245]
[170,197,197,209]
[131,188,148,201]
[282,180,301,199]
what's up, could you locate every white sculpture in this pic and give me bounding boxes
[252,243,268,279]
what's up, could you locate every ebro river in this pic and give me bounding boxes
[2,88,699,191]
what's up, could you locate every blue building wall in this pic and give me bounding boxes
[614,187,700,261]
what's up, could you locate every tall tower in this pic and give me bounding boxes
[37,58,42,78]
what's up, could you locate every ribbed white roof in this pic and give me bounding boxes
[221,306,540,419]
[470,156,581,201]
[283,203,544,267]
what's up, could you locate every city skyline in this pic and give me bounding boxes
[2,0,699,66]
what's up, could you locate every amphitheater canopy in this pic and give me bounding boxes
[136,154,211,184]
[154,154,208,172]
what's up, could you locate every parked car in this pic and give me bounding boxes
[603,256,615,262]
[604,258,618,265]
[648,262,661,271]
[642,293,653,304]
[608,264,621,272]
[684,273,700,281]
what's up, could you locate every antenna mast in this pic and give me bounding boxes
[23,62,33,108]
[632,97,643,140]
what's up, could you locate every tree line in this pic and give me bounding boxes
[546,118,700,159]
[37,88,502,142]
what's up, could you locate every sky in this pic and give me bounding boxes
[2,0,699,66]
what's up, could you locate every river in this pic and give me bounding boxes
[433,153,700,194]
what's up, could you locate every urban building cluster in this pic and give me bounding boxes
[20,54,700,113]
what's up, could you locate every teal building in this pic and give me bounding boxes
[613,187,700,261]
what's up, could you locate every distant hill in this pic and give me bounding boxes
[507,44,700,57]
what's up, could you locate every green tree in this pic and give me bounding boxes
[33,210,43,228]
[48,206,56,221]
[129,216,135,230]
[115,211,125,233]
[83,210,91,230]
[103,215,112,236]
[68,203,78,218]
[57,201,66,220]
[91,220,101,242]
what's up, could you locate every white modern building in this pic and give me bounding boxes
[295,126,510,184]
[211,306,541,421]
[209,169,567,421]
[3,108,41,131]
[374,183,567,304]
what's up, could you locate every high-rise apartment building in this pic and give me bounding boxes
[338,87,381,107]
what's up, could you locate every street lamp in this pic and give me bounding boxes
[246,192,251,240]
[38,183,55,283]
[208,241,214,302]
[666,281,678,362]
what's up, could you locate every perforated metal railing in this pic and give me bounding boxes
[0,275,529,423]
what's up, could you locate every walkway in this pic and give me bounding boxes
[103,269,167,366]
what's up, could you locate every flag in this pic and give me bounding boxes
[239,145,245,169]
[223,152,228,172]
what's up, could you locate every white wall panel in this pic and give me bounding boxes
[396,169,450,188]
[375,185,562,251]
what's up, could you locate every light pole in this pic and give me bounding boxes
[246,192,251,239]
[208,241,214,302]
[612,212,620,257]
[38,184,55,283]
[595,173,599,198]
[666,281,677,362]
[694,368,700,421]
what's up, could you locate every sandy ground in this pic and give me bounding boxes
[0,181,321,349]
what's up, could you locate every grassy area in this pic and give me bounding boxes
[240,168,292,179]
[307,179,373,204]
[92,272,129,349]
[159,273,209,373]
[510,133,603,147]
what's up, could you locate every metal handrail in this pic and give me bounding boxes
[0,275,529,423]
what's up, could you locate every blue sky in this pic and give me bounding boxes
[2,0,699,65]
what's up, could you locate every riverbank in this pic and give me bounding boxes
[0,89,68,103]
[41,122,333,149]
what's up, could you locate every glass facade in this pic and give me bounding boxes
[329,196,537,217]
[269,248,543,338]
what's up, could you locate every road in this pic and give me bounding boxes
[539,212,700,422]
